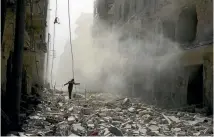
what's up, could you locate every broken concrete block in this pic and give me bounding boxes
[68,116,76,124]
[73,93,84,99]
[122,98,131,106]
[148,125,159,131]
[139,128,147,134]
[68,107,74,111]
[81,107,92,115]
[108,126,123,136]
[103,128,110,136]
[146,130,159,136]
[172,128,181,132]
[128,107,135,113]
[168,116,180,123]
[112,121,121,126]
[124,124,132,129]
[68,133,80,136]
[73,123,85,132]
[103,117,112,122]
[29,115,44,120]
[87,123,95,128]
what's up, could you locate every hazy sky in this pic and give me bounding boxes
[48,0,94,57]
[47,0,94,82]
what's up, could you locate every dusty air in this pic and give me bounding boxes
[1,0,213,136]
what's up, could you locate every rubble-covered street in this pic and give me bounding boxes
[9,89,213,136]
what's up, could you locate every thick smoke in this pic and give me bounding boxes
[56,13,191,106]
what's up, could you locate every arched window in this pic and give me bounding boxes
[176,5,198,44]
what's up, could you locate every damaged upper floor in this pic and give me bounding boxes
[93,0,213,49]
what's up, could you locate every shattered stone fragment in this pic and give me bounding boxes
[167,116,180,123]
[146,130,159,136]
[103,117,112,122]
[203,127,213,135]
[68,107,74,111]
[172,128,181,132]
[122,98,131,106]
[112,121,121,126]
[68,133,80,136]
[87,123,95,128]
[81,107,92,115]
[124,124,132,129]
[193,132,201,136]
[108,126,123,136]
[177,131,186,136]
[46,107,51,111]
[18,132,27,137]
[103,128,110,135]
[29,115,44,120]
[68,116,76,124]
[45,116,60,124]
[73,123,85,132]
[73,93,84,99]
[148,125,159,131]
[139,128,147,134]
[128,107,135,113]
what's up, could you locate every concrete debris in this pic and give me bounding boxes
[108,126,123,136]
[72,123,85,132]
[15,90,213,136]
[68,107,74,111]
[81,107,92,115]
[167,116,180,123]
[73,93,84,99]
[68,133,80,136]
[128,107,135,112]
[122,98,131,106]
[148,125,159,131]
[68,116,76,123]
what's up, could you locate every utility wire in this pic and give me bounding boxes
[67,0,78,93]
[50,0,58,88]
[67,0,75,80]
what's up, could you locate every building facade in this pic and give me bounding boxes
[93,0,213,111]
[1,0,49,94]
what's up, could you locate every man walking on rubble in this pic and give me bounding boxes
[64,79,80,99]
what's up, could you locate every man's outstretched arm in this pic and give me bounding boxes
[64,81,70,86]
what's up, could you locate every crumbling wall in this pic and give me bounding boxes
[93,0,212,108]
[1,1,48,94]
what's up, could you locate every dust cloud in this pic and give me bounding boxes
[55,13,189,105]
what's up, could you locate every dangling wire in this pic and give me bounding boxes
[50,0,58,88]
[67,0,75,80]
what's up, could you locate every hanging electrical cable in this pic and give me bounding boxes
[67,0,78,93]
[50,0,58,88]
[67,0,75,79]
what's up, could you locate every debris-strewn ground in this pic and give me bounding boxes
[8,89,213,136]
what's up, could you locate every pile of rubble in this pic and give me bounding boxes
[8,89,213,136]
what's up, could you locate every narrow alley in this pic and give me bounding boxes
[1,0,213,136]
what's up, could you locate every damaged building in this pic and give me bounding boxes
[1,0,48,99]
[93,0,213,112]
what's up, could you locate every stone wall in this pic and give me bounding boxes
[111,0,213,46]
[93,0,213,108]
[203,52,213,112]
[1,1,48,94]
